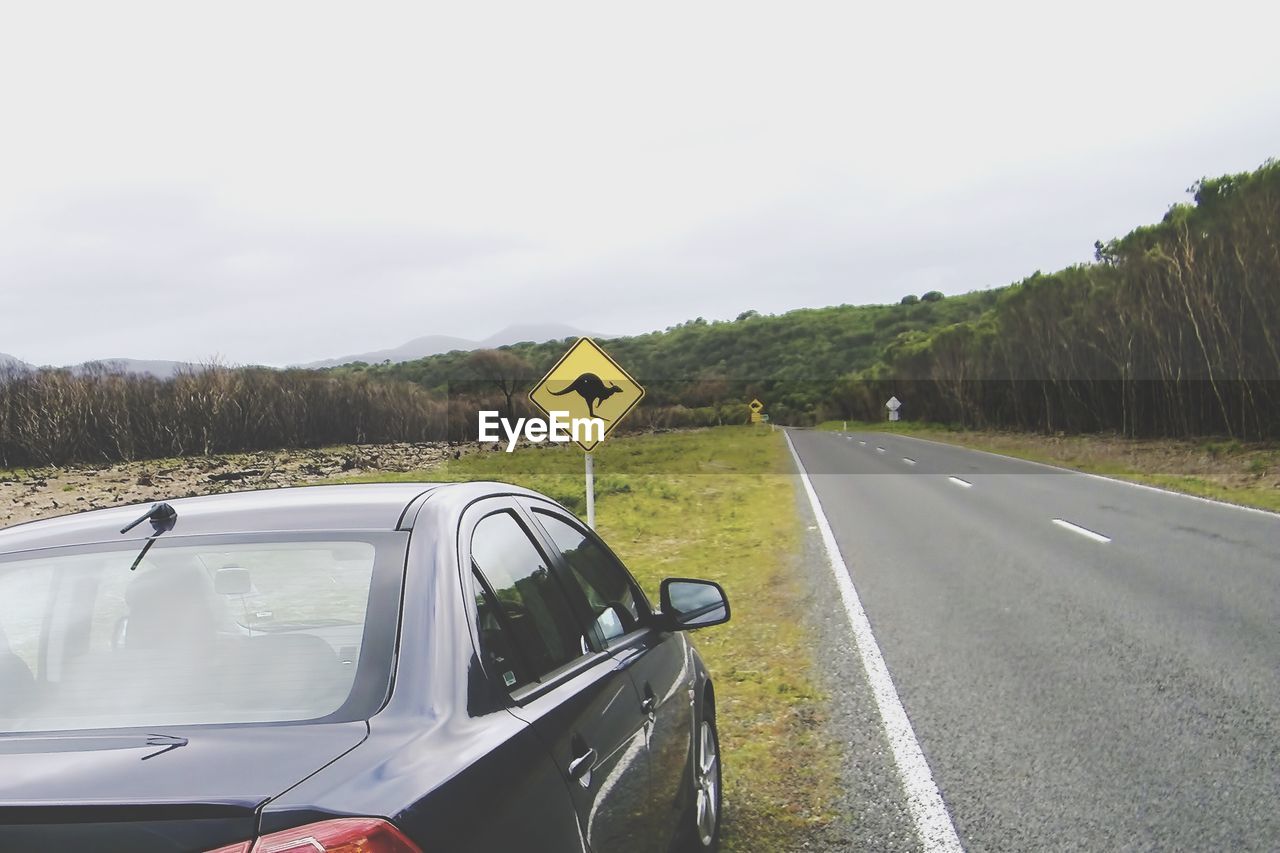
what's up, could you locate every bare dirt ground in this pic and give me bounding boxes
[0,443,467,528]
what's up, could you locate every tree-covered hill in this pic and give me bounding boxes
[336,291,998,422]
[852,159,1280,438]
[341,158,1279,438]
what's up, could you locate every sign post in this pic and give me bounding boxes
[749,398,765,424]
[584,452,595,528]
[529,338,645,529]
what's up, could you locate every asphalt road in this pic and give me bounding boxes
[787,428,1280,852]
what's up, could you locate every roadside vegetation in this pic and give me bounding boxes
[818,421,1280,513]
[0,364,447,468]
[4,160,1276,467]
[836,161,1280,439]
[338,426,842,850]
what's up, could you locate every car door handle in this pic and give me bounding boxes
[568,747,597,780]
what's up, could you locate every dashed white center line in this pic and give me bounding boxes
[1052,518,1112,543]
[859,440,867,446]
[876,446,886,453]
[947,476,973,489]
[902,457,916,465]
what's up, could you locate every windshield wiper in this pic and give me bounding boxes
[0,733,189,758]
[141,733,189,761]
[119,502,178,571]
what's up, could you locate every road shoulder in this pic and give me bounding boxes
[789,471,924,852]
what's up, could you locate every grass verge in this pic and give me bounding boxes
[337,426,840,849]
[817,420,1280,513]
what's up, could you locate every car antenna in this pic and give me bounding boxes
[119,502,178,571]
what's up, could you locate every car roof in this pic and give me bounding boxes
[0,482,553,556]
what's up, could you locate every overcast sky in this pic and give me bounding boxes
[2,1,1278,367]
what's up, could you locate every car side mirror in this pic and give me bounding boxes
[659,578,730,630]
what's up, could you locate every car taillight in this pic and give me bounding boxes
[204,818,421,853]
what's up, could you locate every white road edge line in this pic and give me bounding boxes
[948,477,972,489]
[902,457,916,465]
[786,431,965,853]
[1051,518,1112,544]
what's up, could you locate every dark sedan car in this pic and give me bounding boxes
[0,483,729,852]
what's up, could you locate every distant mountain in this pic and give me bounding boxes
[0,323,602,377]
[0,353,31,372]
[302,323,601,368]
[2,356,235,379]
[73,359,198,379]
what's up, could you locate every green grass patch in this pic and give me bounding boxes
[334,426,840,849]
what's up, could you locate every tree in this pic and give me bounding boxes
[900,294,919,305]
[921,290,944,303]
[465,349,535,421]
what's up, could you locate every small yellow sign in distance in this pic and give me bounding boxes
[749,398,764,412]
[528,338,645,452]
[750,412,762,423]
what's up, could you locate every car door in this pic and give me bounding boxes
[465,501,653,853]
[523,502,694,849]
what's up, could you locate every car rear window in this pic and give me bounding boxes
[0,532,406,733]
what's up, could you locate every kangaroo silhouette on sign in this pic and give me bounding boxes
[550,372,624,419]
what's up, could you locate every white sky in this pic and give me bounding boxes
[2,0,1278,366]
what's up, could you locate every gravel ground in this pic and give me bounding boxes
[0,442,468,528]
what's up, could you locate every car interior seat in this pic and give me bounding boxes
[244,632,345,713]
[0,625,34,716]
[125,565,219,650]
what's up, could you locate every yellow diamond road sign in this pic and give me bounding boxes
[529,338,645,452]
[749,398,764,412]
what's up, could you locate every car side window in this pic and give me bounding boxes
[470,511,586,690]
[534,511,643,644]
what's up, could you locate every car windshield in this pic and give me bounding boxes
[0,532,407,733]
